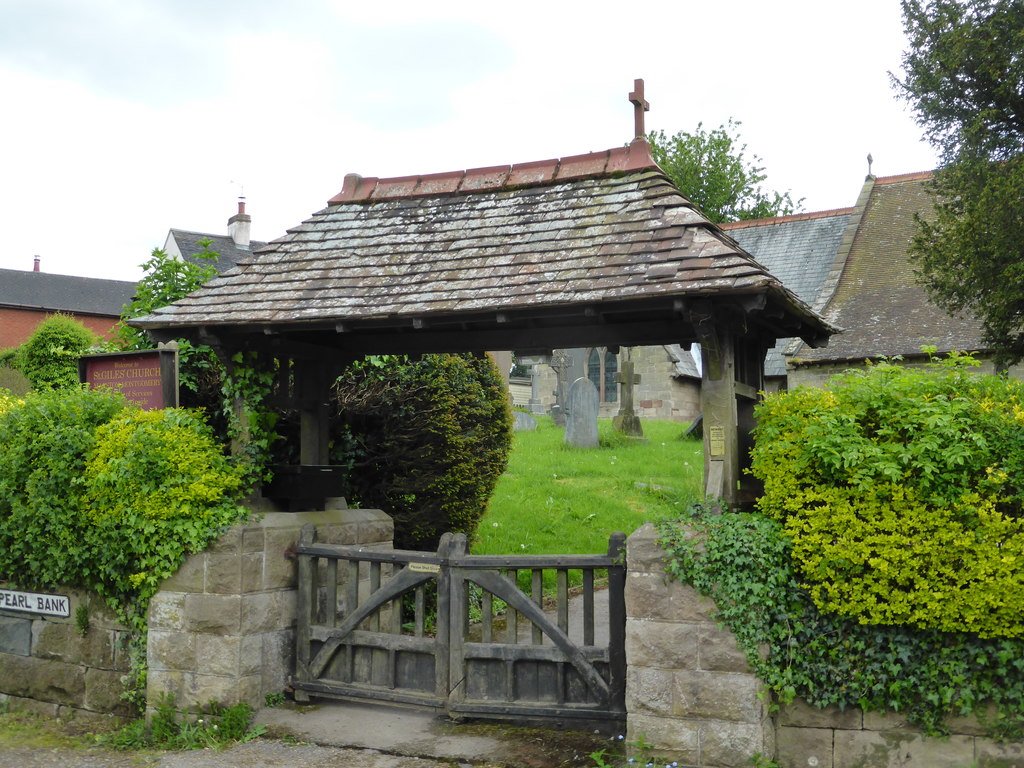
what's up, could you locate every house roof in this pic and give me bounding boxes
[791,171,984,365]
[166,229,268,273]
[0,268,136,317]
[132,140,835,357]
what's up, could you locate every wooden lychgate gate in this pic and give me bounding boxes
[293,525,626,725]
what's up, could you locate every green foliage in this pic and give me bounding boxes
[658,506,1024,739]
[0,388,248,708]
[117,243,217,351]
[104,693,266,750]
[895,0,1024,364]
[332,353,513,550]
[19,313,98,391]
[647,119,801,223]
[751,354,1024,637]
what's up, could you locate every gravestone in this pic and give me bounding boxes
[565,377,599,448]
[512,411,538,432]
[612,360,644,439]
[549,350,573,427]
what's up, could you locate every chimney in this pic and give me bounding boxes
[227,198,251,250]
[33,256,40,272]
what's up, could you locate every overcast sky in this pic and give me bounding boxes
[0,0,939,282]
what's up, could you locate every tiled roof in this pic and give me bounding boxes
[791,172,985,365]
[0,268,136,317]
[168,230,268,273]
[132,141,834,351]
[723,209,852,376]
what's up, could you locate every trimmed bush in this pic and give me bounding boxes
[751,354,1024,637]
[332,353,513,550]
[19,313,98,390]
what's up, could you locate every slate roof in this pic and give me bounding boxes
[791,171,984,365]
[0,268,136,316]
[722,209,853,376]
[132,141,834,353]
[167,230,268,273]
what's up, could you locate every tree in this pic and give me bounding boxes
[894,0,1024,364]
[647,119,801,223]
[20,313,98,390]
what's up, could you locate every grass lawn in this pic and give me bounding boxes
[473,415,704,556]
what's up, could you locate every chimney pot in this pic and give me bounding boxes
[33,255,40,272]
[228,197,252,250]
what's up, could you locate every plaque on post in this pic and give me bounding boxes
[79,347,179,410]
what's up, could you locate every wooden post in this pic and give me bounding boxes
[692,305,741,507]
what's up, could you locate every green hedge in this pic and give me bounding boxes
[750,354,1024,638]
[19,313,99,390]
[332,353,513,550]
[0,387,248,707]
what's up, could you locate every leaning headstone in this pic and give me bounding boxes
[513,411,538,432]
[612,360,645,439]
[565,377,599,448]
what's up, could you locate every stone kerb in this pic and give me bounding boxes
[625,523,774,767]
[0,585,133,720]
[147,506,392,715]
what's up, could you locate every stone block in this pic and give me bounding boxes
[84,667,130,715]
[626,523,668,574]
[184,593,242,634]
[777,725,834,768]
[205,551,242,594]
[0,616,31,655]
[626,666,674,715]
[186,672,259,708]
[261,630,294,695]
[625,572,716,623]
[699,720,773,768]
[146,669,185,709]
[833,730,974,768]
[241,553,264,593]
[161,552,206,593]
[779,699,863,730]
[862,710,918,732]
[148,630,196,673]
[148,592,186,631]
[698,625,752,673]
[0,693,60,718]
[241,525,266,554]
[33,622,116,668]
[0,654,85,705]
[206,525,243,555]
[672,670,766,723]
[356,518,394,546]
[241,590,295,634]
[627,712,700,764]
[626,619,699,669]
[196,634,242,677]
[975,736,1024,765]
[263,528,300,589]
[239,633,263,677]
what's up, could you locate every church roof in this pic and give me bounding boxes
[723,208,853,376]
[790,171,985,366]
[132,140,835,355]
[0,268,136,317]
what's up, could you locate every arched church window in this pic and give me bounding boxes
[586,347,619,403]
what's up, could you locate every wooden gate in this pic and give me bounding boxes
[293,524,626,724]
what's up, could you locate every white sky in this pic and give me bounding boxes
[0,0,939,282]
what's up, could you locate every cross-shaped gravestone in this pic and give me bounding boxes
[629,78,650,139]
[549,349,572,427]
[612,360,644,438]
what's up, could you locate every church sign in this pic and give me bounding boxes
[79,348,179,410]
[0,588,71,618]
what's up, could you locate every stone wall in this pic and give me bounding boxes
[147,506,392,715]
[625,524,774,766]
[624,524,1024,768]
[0,587,133,720]
[0,505,392,721]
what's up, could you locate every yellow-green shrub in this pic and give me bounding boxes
[752,354,1024,637]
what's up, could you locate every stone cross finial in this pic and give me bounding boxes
[629,78,649,139]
